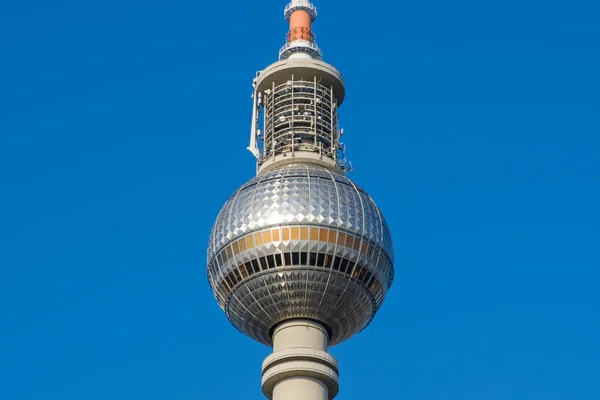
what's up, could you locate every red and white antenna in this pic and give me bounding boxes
[280,0,322,60]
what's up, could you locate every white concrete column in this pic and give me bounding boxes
[272,377,328,400]
[287,52,315,60]
[272,319,328,352]
[261,319,339,400]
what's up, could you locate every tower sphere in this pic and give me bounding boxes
[207,163,394,346]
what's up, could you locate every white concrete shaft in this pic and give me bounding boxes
[262,319,339,400]
[287,52,314,61]
[272,319,328,352]
[258,151,340,175]
[273,377,327,400]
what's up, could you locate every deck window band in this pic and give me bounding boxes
[211,225,391,297]
[217,251,383,301]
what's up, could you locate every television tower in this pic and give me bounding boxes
[207,1,394,399]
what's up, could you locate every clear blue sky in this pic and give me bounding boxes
[1,0,598,399]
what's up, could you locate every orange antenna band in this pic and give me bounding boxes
[288,10,313,42]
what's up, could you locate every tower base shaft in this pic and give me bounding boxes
[262,319,339,400]
[273,377,328,400]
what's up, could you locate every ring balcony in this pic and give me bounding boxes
[279,40,322,61]
[284,0,318,22]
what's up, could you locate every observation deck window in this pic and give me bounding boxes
[210,226,392,305]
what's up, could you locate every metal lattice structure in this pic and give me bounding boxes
[262,78,338,160]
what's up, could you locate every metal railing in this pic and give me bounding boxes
[284,0,317,21]
[279,40,322,60]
